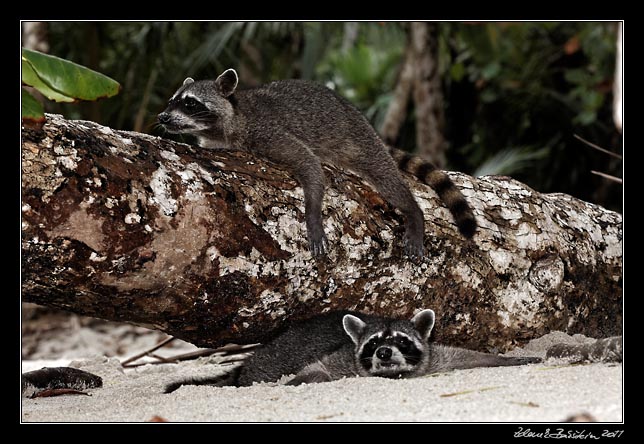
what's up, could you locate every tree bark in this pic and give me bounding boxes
[410,22,447,168]
[22,22,49,53]
[613,21,622,134]
[21,115,622,352]
[341,22,360,54]
[380,23,447,168]
[380,44,414,145]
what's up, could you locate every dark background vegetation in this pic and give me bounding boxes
[40,21,621,212]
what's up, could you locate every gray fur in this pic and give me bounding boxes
[158,69,477,259]
[164,309,540,391]
[342,314,367,345]
[411,308,435,340]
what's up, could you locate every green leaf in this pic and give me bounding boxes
[22,48,120,103]
[582,90,604,110]
[21,88,45,122]
[450,62,466,82]
[481,62,501,80]
[574,110,597,126]
[480,88,497,103]
[563,68,589,85]
[22,57,75,102]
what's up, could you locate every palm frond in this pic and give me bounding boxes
[473,146,550,177]
[185,22,245,75]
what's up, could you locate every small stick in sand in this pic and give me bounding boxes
[120,337,176,366]
[121,339,260,368]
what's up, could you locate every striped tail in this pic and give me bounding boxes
[388,147,477,238]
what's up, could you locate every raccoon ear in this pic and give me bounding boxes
[183,77,195,86]
[215,68,238,97]
[411,309,435,340]
[342,314,367,345]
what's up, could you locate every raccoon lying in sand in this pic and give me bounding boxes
[165,309,540,392]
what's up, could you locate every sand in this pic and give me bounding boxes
[21,332,622,423]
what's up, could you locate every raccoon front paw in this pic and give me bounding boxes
[286,370,332,386]
[307,231,329,257]
[403,234,425,260]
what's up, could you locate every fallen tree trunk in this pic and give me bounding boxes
[21,114,622,352]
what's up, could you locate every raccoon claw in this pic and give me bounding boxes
[403,236,425,260]
[514,356,542,365]
[308,232,329,257]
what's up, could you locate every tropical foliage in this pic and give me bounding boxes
[21,47,120,123]
[39,21,620,211]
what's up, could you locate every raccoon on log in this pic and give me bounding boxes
[158,69,477,259]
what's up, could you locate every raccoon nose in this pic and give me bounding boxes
[158,112,171,124]
[376,347,392,361]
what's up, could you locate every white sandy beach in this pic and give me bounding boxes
[21,331,622,423]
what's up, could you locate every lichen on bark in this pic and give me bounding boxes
[21,114,622,351]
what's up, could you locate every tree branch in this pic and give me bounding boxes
[21,115,622,352]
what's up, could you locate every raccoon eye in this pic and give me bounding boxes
[395,337,411,352]
[183,97,200,111]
